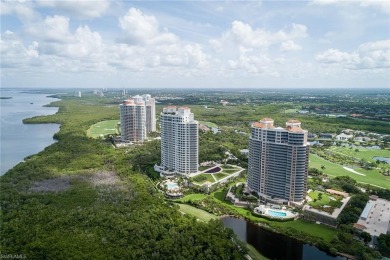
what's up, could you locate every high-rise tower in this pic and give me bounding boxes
[120,99,146,143]
[248,118,309,203]
[144,95,156,133]
[160,106,198,175]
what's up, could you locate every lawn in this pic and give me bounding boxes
[86,120,119,138]
[176,193,208,202]
[192,174,215,184]
[176,203,218,222]
[199,165,210,171]
[308,191,330,207]
[277,220,337,242]
[221,168,239,173]
[199,121,218,128]
[309,154,390,189]
[215,173,228,180]
[329,146,390,163]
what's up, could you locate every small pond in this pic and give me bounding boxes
[372,156,390,164]
[221,217,345,260]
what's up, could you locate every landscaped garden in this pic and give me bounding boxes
[307,190,343,213]
[191,174,215,184]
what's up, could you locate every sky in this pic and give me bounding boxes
[1,0,389,89]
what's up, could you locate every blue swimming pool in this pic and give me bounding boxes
[166,183,179,190]
[267,210,287,217]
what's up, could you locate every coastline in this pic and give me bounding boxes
[0,92,61,175]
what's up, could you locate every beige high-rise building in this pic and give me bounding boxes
[120,99,146,143]
[248,118,309,203]
[160,106,198,175]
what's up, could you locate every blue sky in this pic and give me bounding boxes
[1,0,389,89]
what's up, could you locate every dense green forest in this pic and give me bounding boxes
[0,97,246,259]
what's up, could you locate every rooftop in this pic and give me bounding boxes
[252,122,274,129]
[356,198,390,237]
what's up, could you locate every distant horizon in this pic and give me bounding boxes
[2,86,389,92]
[1,1,389,89]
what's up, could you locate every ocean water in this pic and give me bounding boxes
[0,90,60,175]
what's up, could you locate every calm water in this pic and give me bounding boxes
[0,90,60,175]
[222,217,345,260]
[372,156,390,164]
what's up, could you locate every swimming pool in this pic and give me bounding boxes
[267,210,287,217]
[166,182,179,190]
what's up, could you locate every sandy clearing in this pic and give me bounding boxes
[343,166,366,176]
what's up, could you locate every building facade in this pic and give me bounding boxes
[143,95,156,133]
[248,118,309,203]
[160,106,198,175]
[120,99,146,143]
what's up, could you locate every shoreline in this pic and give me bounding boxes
[0,92,61,176]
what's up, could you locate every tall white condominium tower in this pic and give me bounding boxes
[120,99,146,143]
[142,94,156,133]
[160,106,198,175]
[248,118,309,203]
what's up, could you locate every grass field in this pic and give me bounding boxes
[277,220,337,242]
[329,146,390,163]
[176,203,218,221]
[86,120,119,138]
[176,194,208,202]
[199,121,218,128]
[309,154,390,189]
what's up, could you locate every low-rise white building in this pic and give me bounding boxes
[336,133,353,141]
[355,197,390,244]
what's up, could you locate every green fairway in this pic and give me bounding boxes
[278,220,337,242]
[176,203,218,221]
[309,154,390,189]
[176,194,208,202]
[86,120,119,138]
[199,121,218,128]
[329,146,390,163]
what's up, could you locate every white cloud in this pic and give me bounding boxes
[311,0,390,13]
[26,15,73,43]
[36,0,109,18]
[0,0,38,21]
[115,8,209,72]
[1,31,40,68]
[119,8,159,44]
[208,21,308,75]
[210,21,307,51]
[316,40,390,69]
[280,40,302,51]
[119,8,178,45]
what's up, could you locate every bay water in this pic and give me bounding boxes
[0,90,60,175]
